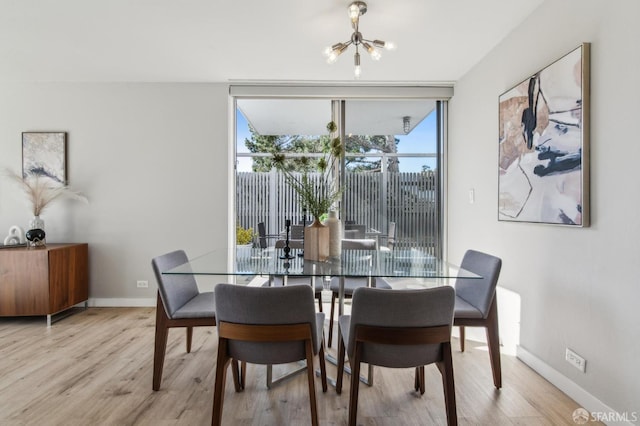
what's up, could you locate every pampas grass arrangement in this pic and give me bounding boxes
[6,169,88,217]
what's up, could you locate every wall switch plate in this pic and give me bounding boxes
[469,188,475,204]
[565,348,586,372]
[137,280,149,288]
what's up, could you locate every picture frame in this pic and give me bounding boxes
[22,132,67,185]
[498,43,590,226]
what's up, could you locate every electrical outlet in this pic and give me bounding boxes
[136,280,148,288]
[565,348,586,372]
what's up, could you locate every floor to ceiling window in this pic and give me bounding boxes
[232,91,447,257]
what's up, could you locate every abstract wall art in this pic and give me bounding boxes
[22,132,67,184]
[498,43,590,226]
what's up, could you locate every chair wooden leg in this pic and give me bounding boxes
[212,339,230,426]
[459,326,465,352]
[231,359,244,392]
[240,361,246,390]
[414,366,425,394]
[438,342,458,426]
[336,334,346,394]
[186,326,193,353]
[319,336,328,392]
[304,339,319,426]
[153,295,169,391]
[485,300,502,389]
[348,344,362,426]
[328,292,336,347]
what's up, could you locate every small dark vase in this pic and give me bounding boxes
[26,228,46,247]
[26,216,46,247]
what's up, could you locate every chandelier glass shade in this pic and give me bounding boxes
[323,1,395,79]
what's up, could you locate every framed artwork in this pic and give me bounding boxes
[498,43,590,226]
[22,132,67,184]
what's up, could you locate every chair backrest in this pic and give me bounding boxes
[347,286,455,368]
[290,225,305,240]
[386,222,396,249]
[454,250,502,318]
[257,222,268,249]
[215,283,320,365]
[151,250,200,318]
[275,239,304,249]
[344,224,366,239]
[341,238,376,250]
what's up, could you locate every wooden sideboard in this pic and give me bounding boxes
[0,243,88,326]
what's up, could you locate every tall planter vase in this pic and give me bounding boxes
[325,210,342,258]
[304,218,330,261]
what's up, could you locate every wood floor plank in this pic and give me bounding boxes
[0,308,599,425]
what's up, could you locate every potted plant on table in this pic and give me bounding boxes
[272,121,343,261]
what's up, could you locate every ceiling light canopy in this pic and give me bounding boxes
[323,1,395,79]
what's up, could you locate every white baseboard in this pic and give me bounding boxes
[516,346,635,426]
[88,298,156,307]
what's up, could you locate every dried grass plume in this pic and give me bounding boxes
[5,169,88,216]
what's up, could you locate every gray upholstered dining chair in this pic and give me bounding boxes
[262,275,324,312]
[151,250,216,391]
[212,283,328,426]
[453,249,503,389]
[336,286,457,426]
[327,238,392,347]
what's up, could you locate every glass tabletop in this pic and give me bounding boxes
[163,247,481,280]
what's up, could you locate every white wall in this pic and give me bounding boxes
[448,0,640,420]
[0,83,230,302]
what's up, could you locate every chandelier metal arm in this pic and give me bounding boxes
[323,1,394,79]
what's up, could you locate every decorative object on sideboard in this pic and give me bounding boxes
[5,169,88,247]
[25,227,46,247]
[3,225,26,245]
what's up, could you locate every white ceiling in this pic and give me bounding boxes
[0,0,543,84]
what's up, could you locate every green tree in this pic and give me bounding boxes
[244,125,400,172]
[344,134,399,172]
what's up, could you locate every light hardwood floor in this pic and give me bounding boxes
[0,307,596,426]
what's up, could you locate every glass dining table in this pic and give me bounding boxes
[164,247,482,321]
[163,245,482,387]
[164,246,480,284]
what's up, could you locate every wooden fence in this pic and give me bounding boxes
[236,170,440,252]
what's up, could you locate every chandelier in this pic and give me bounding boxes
[323,1,395,79]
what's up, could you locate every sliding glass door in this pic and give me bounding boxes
[234,94,445,257]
